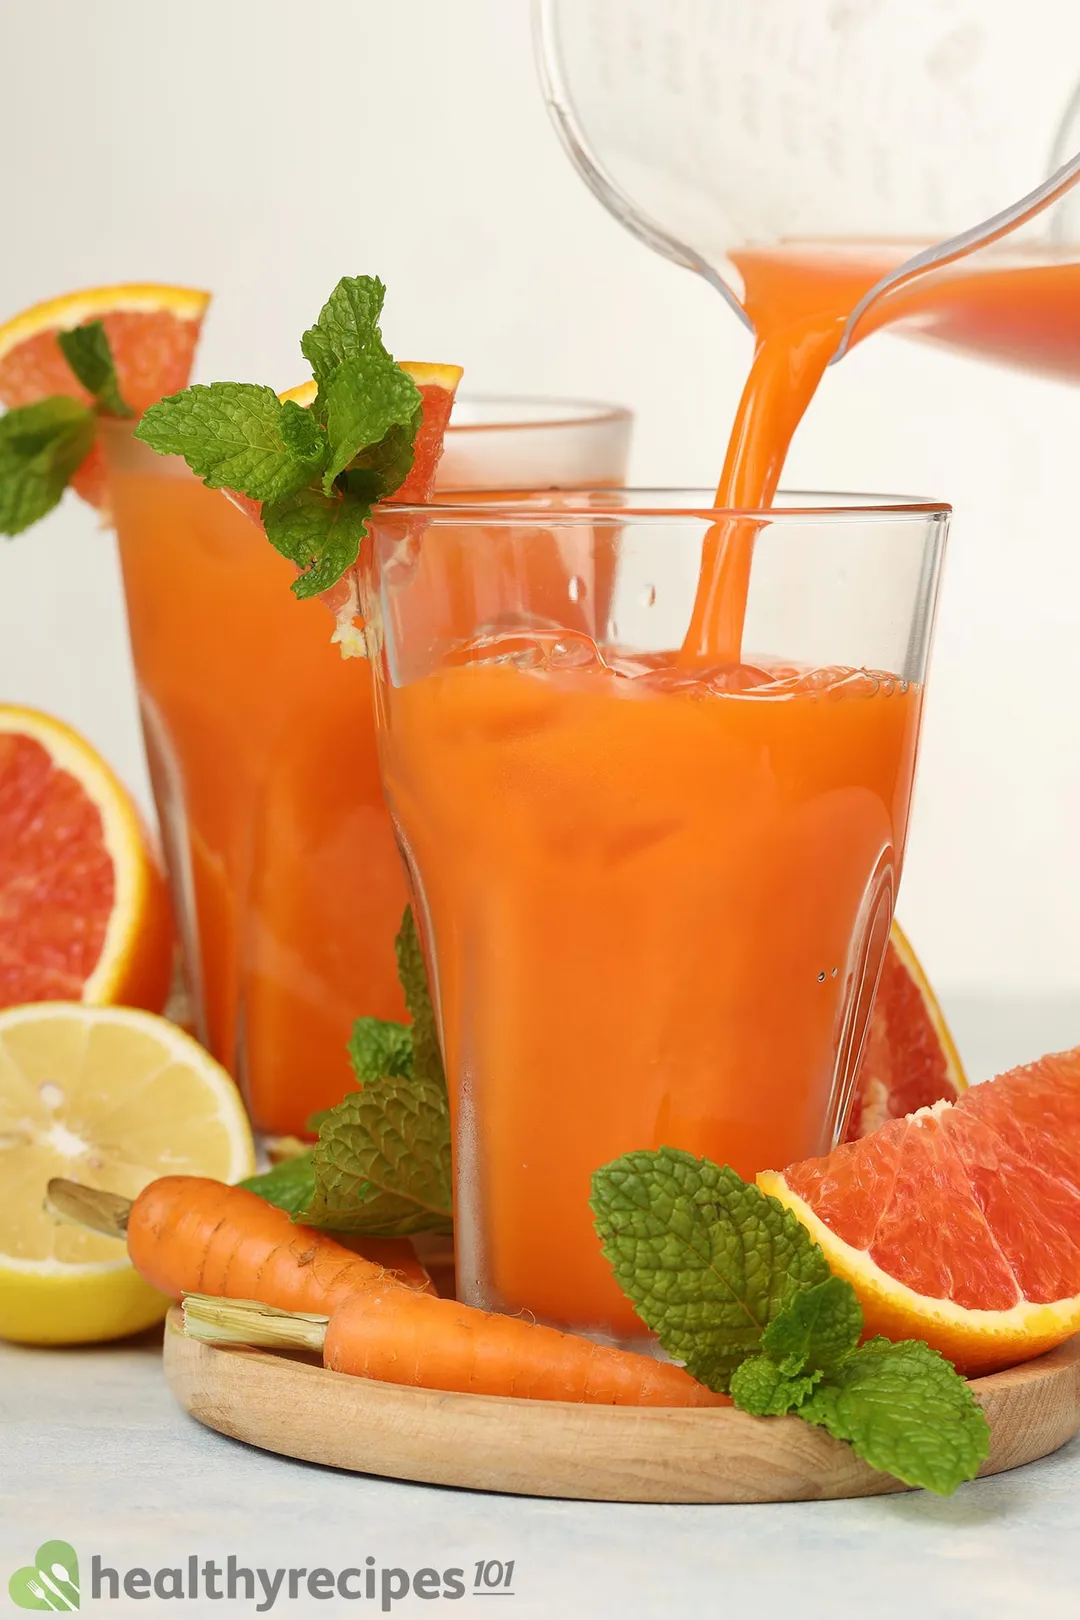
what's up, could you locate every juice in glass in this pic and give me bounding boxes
[103,399,631,1137]
[365,492,947,1338]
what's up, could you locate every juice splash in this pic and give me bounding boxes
[380,635,923,1337]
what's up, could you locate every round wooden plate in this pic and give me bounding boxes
[162,1308,1080,1503]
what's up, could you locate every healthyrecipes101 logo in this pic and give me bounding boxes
[9,1540,81,1610]
[9,1543,518,1610]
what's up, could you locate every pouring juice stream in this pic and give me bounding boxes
[683,242,1080,664]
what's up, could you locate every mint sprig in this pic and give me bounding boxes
[242,907,452,1237]
[593,1150,991,1496]
[136,274,423,598]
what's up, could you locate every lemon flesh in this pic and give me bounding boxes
[0,1003,255,1344]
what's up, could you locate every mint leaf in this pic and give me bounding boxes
[339,420,416,504]
[135,382,314,502]
[301,275,387,385]
[799,1338,991,1496]
[240,1152,315,1220]
[729,1355,822,1417]
[761,1275,863,1378]
[395,906,445,1096]
[57,321,133,417]
[321,356,421,492]
[349,1016,413,1088]
[591,1148,830,1392]
[299,1074,453,1237]
[278,398,329,471]
[261,487,371,599]
[0,397,96,536]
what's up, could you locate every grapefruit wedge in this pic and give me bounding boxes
[760,1046,1080,1376]
[0,706,174,1012]
[0,283,210,509]
[846,923,965,1141]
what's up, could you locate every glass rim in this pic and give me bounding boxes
[381,488,953,522]
[446,394,633,432]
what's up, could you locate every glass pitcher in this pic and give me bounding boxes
[536,0,1080,360]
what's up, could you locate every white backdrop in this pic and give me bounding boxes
[2,0,1079,1019]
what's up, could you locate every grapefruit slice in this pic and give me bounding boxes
[0,706,174,1013]
[0,283,210,509]
[845,923,965,1141]
[0,1002,255,1344]
[760,1047,1080,1376]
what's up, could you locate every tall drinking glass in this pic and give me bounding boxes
[102,399,631,1139]
[364,491,948,1342]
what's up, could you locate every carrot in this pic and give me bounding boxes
[45,1175,432,1309]
[125,1176,433,1306]
[337,1234,434,1291]
[55,1174,723,1406]
[183,1289,727,1408]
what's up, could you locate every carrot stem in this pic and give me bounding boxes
[46,1177,130,1239]
[183,1294,328,1353]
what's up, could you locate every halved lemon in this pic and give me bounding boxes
[0,1002,255,1344]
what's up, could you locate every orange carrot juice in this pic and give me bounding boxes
[103,403,631,1137]
[107,431,407,1136]
[367,493,945,1338]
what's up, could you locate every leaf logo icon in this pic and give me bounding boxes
[8,1540,80,1610]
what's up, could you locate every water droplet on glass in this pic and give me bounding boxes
[831,967,839,979]
[639,583,657,608]
[567,575,586,603]
[817,971,827,983]
[39,1082,63,1109]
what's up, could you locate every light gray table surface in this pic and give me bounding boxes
[4,996,1080,1620]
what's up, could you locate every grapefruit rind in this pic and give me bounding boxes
[758,1163,1080,1377]
[846,922,966,1141]
[0,706,173,1011]
[889,922,966,1096]
[278,362,464,411]
[0,284,211,364]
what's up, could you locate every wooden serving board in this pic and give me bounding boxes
[163,1308,1080,1503]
